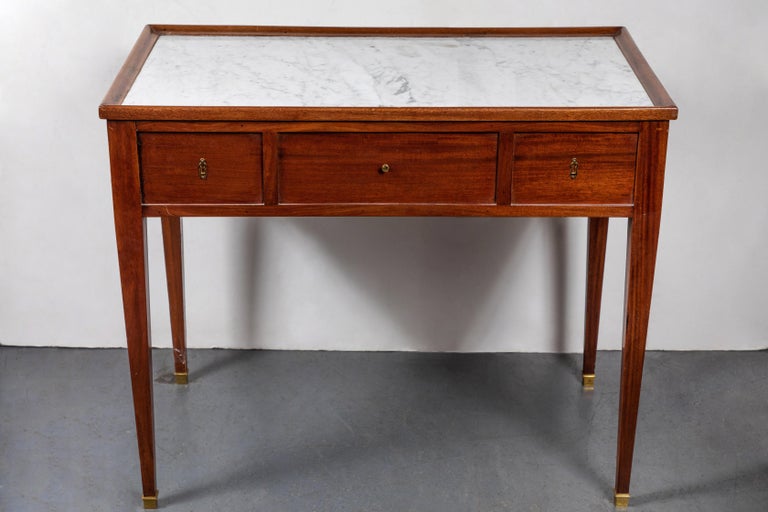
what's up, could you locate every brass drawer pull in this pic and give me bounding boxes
[569,157,579,179]
[198,157,208,180]
[380,163,391,174]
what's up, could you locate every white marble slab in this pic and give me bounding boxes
[122,35,652,108]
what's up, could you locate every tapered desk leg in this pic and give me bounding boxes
[614,213,660,507]
[614,121,668,507]
[161,217,188,385]
[108,121,158,508]
[582,217,608,390]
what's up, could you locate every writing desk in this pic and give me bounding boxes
[99,25,677,509]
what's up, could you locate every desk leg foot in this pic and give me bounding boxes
[614,492,630,508]
[142,492,159,509]
[582,373,595,390]
[174,372,189,385]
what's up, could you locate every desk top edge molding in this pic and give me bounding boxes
[99,25,677,122]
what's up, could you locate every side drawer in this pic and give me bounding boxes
[139,133,263,204]
[512,133,638,204]
[278,133,498,204]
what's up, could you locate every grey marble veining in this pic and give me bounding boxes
[122,35,652,108]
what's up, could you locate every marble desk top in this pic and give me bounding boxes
[122,34,652,108]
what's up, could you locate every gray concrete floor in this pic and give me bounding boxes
[1,348,766,512]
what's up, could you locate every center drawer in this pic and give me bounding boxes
[278,133,498,204]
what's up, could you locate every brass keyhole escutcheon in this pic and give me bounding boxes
[380,163,391,174]
[569,157,579,179]
[198,158,208,180]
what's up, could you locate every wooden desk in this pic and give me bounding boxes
[99,25,677,509]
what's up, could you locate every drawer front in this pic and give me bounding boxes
[512,133,637,204]
[278,133,498,204]
[139,133,262,204]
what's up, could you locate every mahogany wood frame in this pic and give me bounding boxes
[100,25,677,509]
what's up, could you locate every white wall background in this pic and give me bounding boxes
[1,1,766,352]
